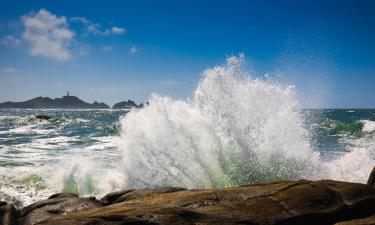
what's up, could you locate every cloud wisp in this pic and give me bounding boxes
[70,17,126,36]
[0,35,22,48]
[21,9,75,61]
[0,67,19,76]
[130,46,138,54]
[101,45,112,51]
[111,26,125,34]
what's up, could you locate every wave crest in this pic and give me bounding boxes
[119,55,324,188]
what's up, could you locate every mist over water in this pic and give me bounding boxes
[119,55,375,189]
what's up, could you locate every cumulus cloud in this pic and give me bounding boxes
[0,35,22,48]
[21,9,75,61]
[130,45,138,54]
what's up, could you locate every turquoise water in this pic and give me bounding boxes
[306,109,375,159]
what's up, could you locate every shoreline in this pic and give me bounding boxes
[2,169,375,225]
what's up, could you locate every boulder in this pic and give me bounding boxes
[17,193,102,225]
[35,180,375,225]
[0,203,16,225]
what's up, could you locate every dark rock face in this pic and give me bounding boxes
[35,115,51,120]
[112,100,141,109]
[0,203,16,225]
[17,193,102,225]
[0,95,110,109]
[336,214,375,225]
[367,166,375,187]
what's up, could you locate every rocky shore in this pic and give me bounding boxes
[2,169,375,225]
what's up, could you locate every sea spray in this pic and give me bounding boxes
[119,55,322,188]
[1,59,375,207]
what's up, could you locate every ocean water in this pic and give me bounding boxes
[1,55,375,207]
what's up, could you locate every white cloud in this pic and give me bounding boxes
[130,46,138,54]
[70,17,125,36]
[70,17,90,25]
[21,9,75,61]
[111,26,125,34]
[1,35,22,48]
[101,45,112,51]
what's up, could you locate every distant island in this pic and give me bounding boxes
[0,93,144,109]
[112,100,143,109]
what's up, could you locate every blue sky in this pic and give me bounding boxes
[0,0,374,108]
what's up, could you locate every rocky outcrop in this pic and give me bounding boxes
[0,95,110,109]
[3,179,375,225]
[112,100,141,109]
[35,115,51,120]
[17,193,101,225]
[0,202,16,225]
[367,166,375,187]
[99,187,186,205]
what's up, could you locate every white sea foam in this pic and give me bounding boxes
[7,125,34,134]
[119,55,320,188]
[0,116,19,121]
[0,148,124,206]
[361,120,375,133]
[26,136,79,149]
[118,55,375,188]
[85,136,118,151]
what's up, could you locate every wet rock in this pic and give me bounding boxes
[99,190,134,206]
[0,203,16,225]
[100,187,186,205]
[35,180,375,225]
[367,165,375,187]
[35,115,51,120]
[17,193,102,225]
[48,193,78,199]
[335,214,375,225]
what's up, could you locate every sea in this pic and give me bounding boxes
[1,55,375,207]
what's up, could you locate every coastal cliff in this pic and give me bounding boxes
[2,169,375,225]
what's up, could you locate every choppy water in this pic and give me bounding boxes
[1,55,375,207]
[0,109,126,207]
